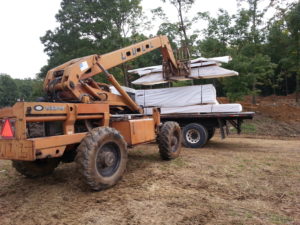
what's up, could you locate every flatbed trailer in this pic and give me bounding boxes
[160,111,255,148]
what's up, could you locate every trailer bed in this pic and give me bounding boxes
[158,111,255,148]
[160,111,254,119]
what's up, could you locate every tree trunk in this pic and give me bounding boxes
[252,78,257,105]
[285,72,288,96]
[251,0,258,105]
[251,0,258,46]
[272,74,276,95]
[121,64,129,87]
[117,33,130,87]
[296,75,299,102]
[177,0,189,47]
[296,33,300,103]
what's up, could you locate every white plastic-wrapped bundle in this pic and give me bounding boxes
[109,84,243,115]
[143,104,243,115]
[161,105,213,114]
[129,56,238,85]
[109,86,136,95]
[211,104,243,113]
[135,84,217,108]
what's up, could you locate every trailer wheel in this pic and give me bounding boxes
[207,127,216,141]
[157,121,182,160]
[75,127,127,191]
[182,123,208,148]
[12,158,60,178]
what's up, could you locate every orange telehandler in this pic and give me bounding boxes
[0,35,190,190]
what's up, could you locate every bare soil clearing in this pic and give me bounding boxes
[220,95,300,137]
[0,137,299,225]
[241,114,300,137]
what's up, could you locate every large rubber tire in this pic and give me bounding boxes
[182,123,208,148]
[207,127,216,141]
[157,121,182,160]
[75,127,128,191]
[12,158,60,178]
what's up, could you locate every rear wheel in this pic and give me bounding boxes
[157,121,182,160]
[12,158,60,178]
[182,123,208,148]
[75,127,127,191]
[207,127,216,141]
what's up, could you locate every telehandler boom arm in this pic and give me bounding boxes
[43,35,190,112]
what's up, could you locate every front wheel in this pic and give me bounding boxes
[182,123,208,148]
[157,121,182,160]
[75,127,128,191]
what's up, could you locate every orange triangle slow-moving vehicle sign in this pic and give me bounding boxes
[1,119,13,138]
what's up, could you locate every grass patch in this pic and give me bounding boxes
[170,157,187,167]
[269,213,292,224]
[241,123,257,133]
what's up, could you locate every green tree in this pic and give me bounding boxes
[40,0,145,86]
[0,74,18,108]
[197,9,234,57]
[161,0,194,47]
[263,1,300,98]
[286,1,300,102]
[14,78,44,101]
[266,19,290,95]
[196,9,243,97]
[223,54,275,101]
[153,0,199,55]
[236,0,274,103]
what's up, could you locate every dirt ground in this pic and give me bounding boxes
[241,114,300,137]
[0,136,299,225]
[220,94,300,137]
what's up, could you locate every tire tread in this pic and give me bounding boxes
[157,121,182,160]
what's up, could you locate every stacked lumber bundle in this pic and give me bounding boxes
[129,56,238,85]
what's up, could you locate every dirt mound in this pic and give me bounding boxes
[219,95,300,136]
[253,94,300,123]
[257,103,300,123]
[220,95,300,123]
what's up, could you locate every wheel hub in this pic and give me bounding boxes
[100,152,116,167]
[186,129,200,144]
[96,142,121,177]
